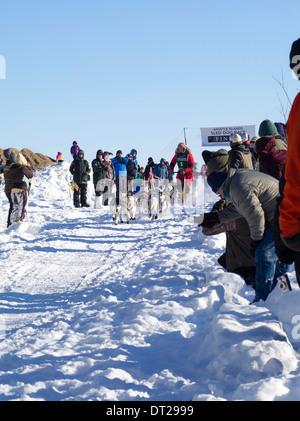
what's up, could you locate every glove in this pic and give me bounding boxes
[250,239,261,257]
[211,199,226,212]
[180,169,185,175]
[194,212,220,228]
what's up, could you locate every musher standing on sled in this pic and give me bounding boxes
[169,142,195,197]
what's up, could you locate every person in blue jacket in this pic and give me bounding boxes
[130,149,138,170]
[111,150,128,205]
[153,158,169,180]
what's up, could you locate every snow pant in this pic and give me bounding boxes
[175,175,194,205]
[10,190,29,224]
[73,182,88,207]
[115,176,127,206]
[6,192,13,228]
[280,234,300,288]
[254,225,291,302]
[225,217,256,285]
[204,217,256,287]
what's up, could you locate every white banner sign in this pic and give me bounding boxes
[200,125,256,146]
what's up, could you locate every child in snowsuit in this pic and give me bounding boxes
[70,141,80,159]
[56,152,62,162]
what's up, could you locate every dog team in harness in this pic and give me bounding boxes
[69,142,197,223]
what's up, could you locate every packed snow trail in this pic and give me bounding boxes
[1,162,300,401]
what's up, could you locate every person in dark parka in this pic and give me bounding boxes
[228,133,253,170]
[126,153,137,192]
[69,149,91,208]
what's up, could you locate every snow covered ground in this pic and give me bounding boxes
[1,161,300,401]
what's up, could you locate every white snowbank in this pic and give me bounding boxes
[0,162,300,401]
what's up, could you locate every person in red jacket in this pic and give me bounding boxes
[169,142,195,193]
[276,38,300,286]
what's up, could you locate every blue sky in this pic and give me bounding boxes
[0,0,299,166]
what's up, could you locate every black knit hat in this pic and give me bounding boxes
[207,170,228,194]
[202,150,212,164]
[290,38,300,79]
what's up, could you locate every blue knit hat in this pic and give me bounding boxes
[207,170,228,194]
[258,120,278,137]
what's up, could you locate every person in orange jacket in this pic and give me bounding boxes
[276,38,300,286]
[169,142,195,192]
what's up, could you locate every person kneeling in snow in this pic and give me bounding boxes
[194,169,290,303]
[9,153,33,225]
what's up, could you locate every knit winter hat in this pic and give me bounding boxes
[258,120,278,137]
[202,150,212,164]
[15,153,27,166]
[229,133,242,144]
[274,122,286,139]
[290,38,300,79]
[9,153,17,163]
[116,150,122,155]
[207,170,228,194]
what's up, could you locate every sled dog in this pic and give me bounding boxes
[110,192,136,224]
